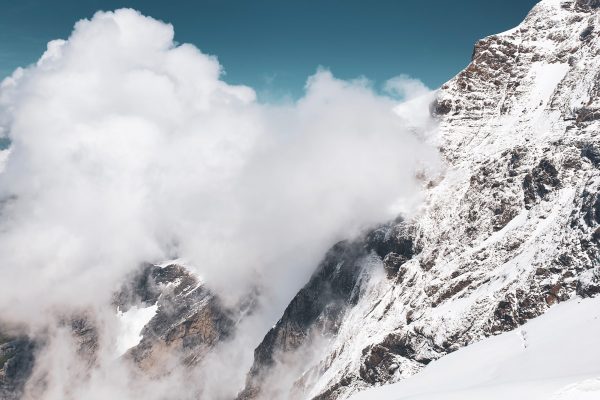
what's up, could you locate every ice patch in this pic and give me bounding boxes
[115,303,158,357]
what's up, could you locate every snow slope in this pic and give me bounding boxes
[350,296,600,400]
[115,303,158,357]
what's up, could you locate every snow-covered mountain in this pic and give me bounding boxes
[2,0,600,399]
[237,0,600,398]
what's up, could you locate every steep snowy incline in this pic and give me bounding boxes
[350,296,600,400]
[238,0,600,398]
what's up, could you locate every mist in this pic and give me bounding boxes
[0,8,440,399]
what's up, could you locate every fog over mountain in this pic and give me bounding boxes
[2,1,600,399]
[0,9,440,400]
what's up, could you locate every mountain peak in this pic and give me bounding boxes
[235,1,600,398]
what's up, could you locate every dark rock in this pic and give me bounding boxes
[0,335,36,400]
[523,159,560,207]
[576,0,600,11]
[581,142,600,166]
[383,253,409,279]
[365,223,416,260]
[581,190,600,227]
[592,226,600,242]
[430,98,452,116]
[580,25,594,40]
[358,332,431,385]
[576,107,600,123]
[492,200,519,231]
[489,289,547,334]
[113,263,163,310]
[238,239,368,399]
[432,278,473,307]
[239,222,418,398]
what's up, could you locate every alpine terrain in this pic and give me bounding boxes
[238,0,600,397]
[1,0,600,399]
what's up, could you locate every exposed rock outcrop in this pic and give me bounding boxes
[115,263,249,374]
[0,334,35,400]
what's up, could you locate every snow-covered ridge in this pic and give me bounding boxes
[237,0,600,398]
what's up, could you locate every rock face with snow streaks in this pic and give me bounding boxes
[115,263,245,374]
[0,263,244,398]
[238,0,600,398]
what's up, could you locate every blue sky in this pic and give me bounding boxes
[0,0,538,98]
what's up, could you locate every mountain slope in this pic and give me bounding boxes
[2,1,599,399]
[237,0,600,398]
[350,296,600,400]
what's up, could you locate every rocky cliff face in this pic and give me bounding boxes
[115,263,245,375]
[237,222,418,399]
[0,334,35,400]
[237,0,600,398]
[0,263,251,398]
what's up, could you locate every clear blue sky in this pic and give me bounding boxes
[0,0,538,98]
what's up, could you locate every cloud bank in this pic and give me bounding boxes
[0,8,440,399]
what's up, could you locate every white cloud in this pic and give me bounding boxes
[0,8,440,398]
[384,73,431,100]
